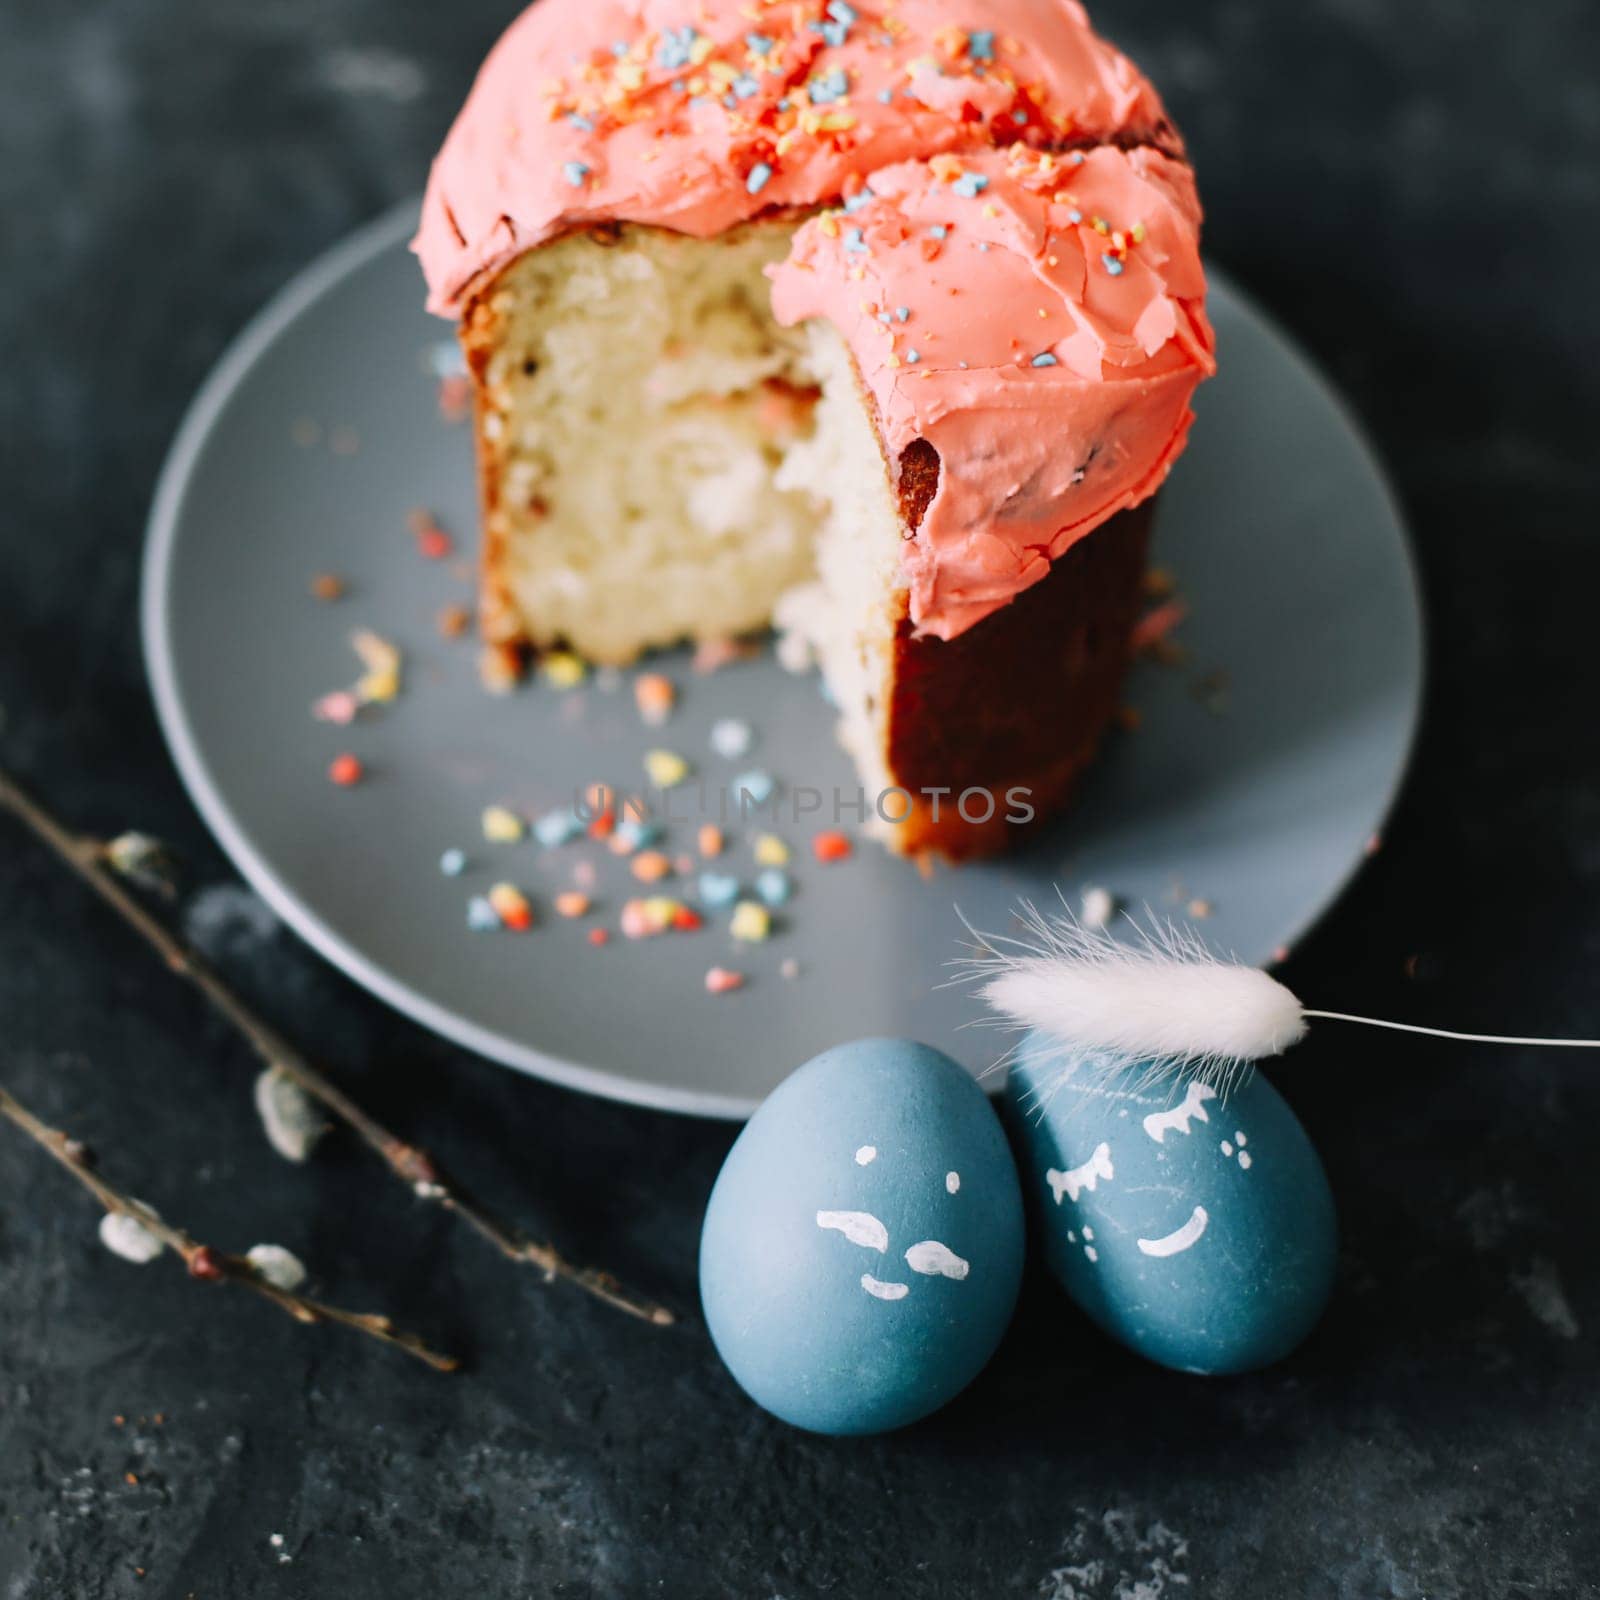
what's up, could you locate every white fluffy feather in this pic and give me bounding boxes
[957,900,1600,1089]
[957,903,1308,1093]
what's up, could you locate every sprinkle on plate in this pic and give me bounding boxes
[407,508,454,561]
[752,833,789,866]
[631,850,673,883]
[487,882,534,931]
[730,901,771,942]
[709,718,753,760]
[541,650,588,689]
[812,830,852,863]
[644,749,691,787]
[634,673,676,726]
[482,804,526,843]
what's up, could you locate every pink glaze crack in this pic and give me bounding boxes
[415,0,1212,640]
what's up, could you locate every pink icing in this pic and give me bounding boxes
[769,144,1214,636]
[415,0,1212,640]
[415,0,1176,315]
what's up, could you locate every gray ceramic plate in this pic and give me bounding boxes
[143,203,1422,1119]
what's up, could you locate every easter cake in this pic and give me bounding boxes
[415,0,1214,858]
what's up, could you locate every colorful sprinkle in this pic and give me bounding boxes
[704,966,746,995]
[755,868,793,907]
[611,814,664,854]
[439,848,467,877]
[534,808,585,848]
[328,753,363,787]
[488,883,534,931]
[746,160,773,195]
[408,509,453,560]
[588,926,610,947]
[644,748,691,787]
[698,823,725,858]
[482,804,526,843]
[541,650,587,689]
[968,28,995,59]
[812,830,853,863]
[312,689,360,725]
[730,901,772,942]
[657,25,700,70]
[745,31,775,54]
[752,833,789,866]
[699,871,741,909]
[562,162,591,188]
[1031,352,1059,367]
[634,673,676,725]
[732,770,776,807]
[1103,255,1125,276]
[466,896,499,932]
[438,375,471,422]
[808,67,850,103]
[709,717,753,759]
[620,896,694,939]
[780,956,802,980]
[952,172,989,198]
[351,629,401,703]
[631,850,673,883]
[310,573,345,601]
[554,891,591,918]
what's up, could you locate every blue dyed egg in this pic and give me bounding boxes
[701,1039,1025,1434]
[1008,1032,1336,1374]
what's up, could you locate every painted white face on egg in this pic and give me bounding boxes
[1041,1081,1258,1264]
[816,1147,969,1302]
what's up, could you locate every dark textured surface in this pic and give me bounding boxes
[2,0,1598,1594]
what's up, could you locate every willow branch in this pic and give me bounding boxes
[0,1084,458,1371]
[0,765,673,1327]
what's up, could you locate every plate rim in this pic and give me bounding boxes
[141,198,1426,1121]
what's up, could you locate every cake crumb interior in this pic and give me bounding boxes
[469,221,905,800]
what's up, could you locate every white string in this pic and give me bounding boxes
[1303,1011,1600,1049]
